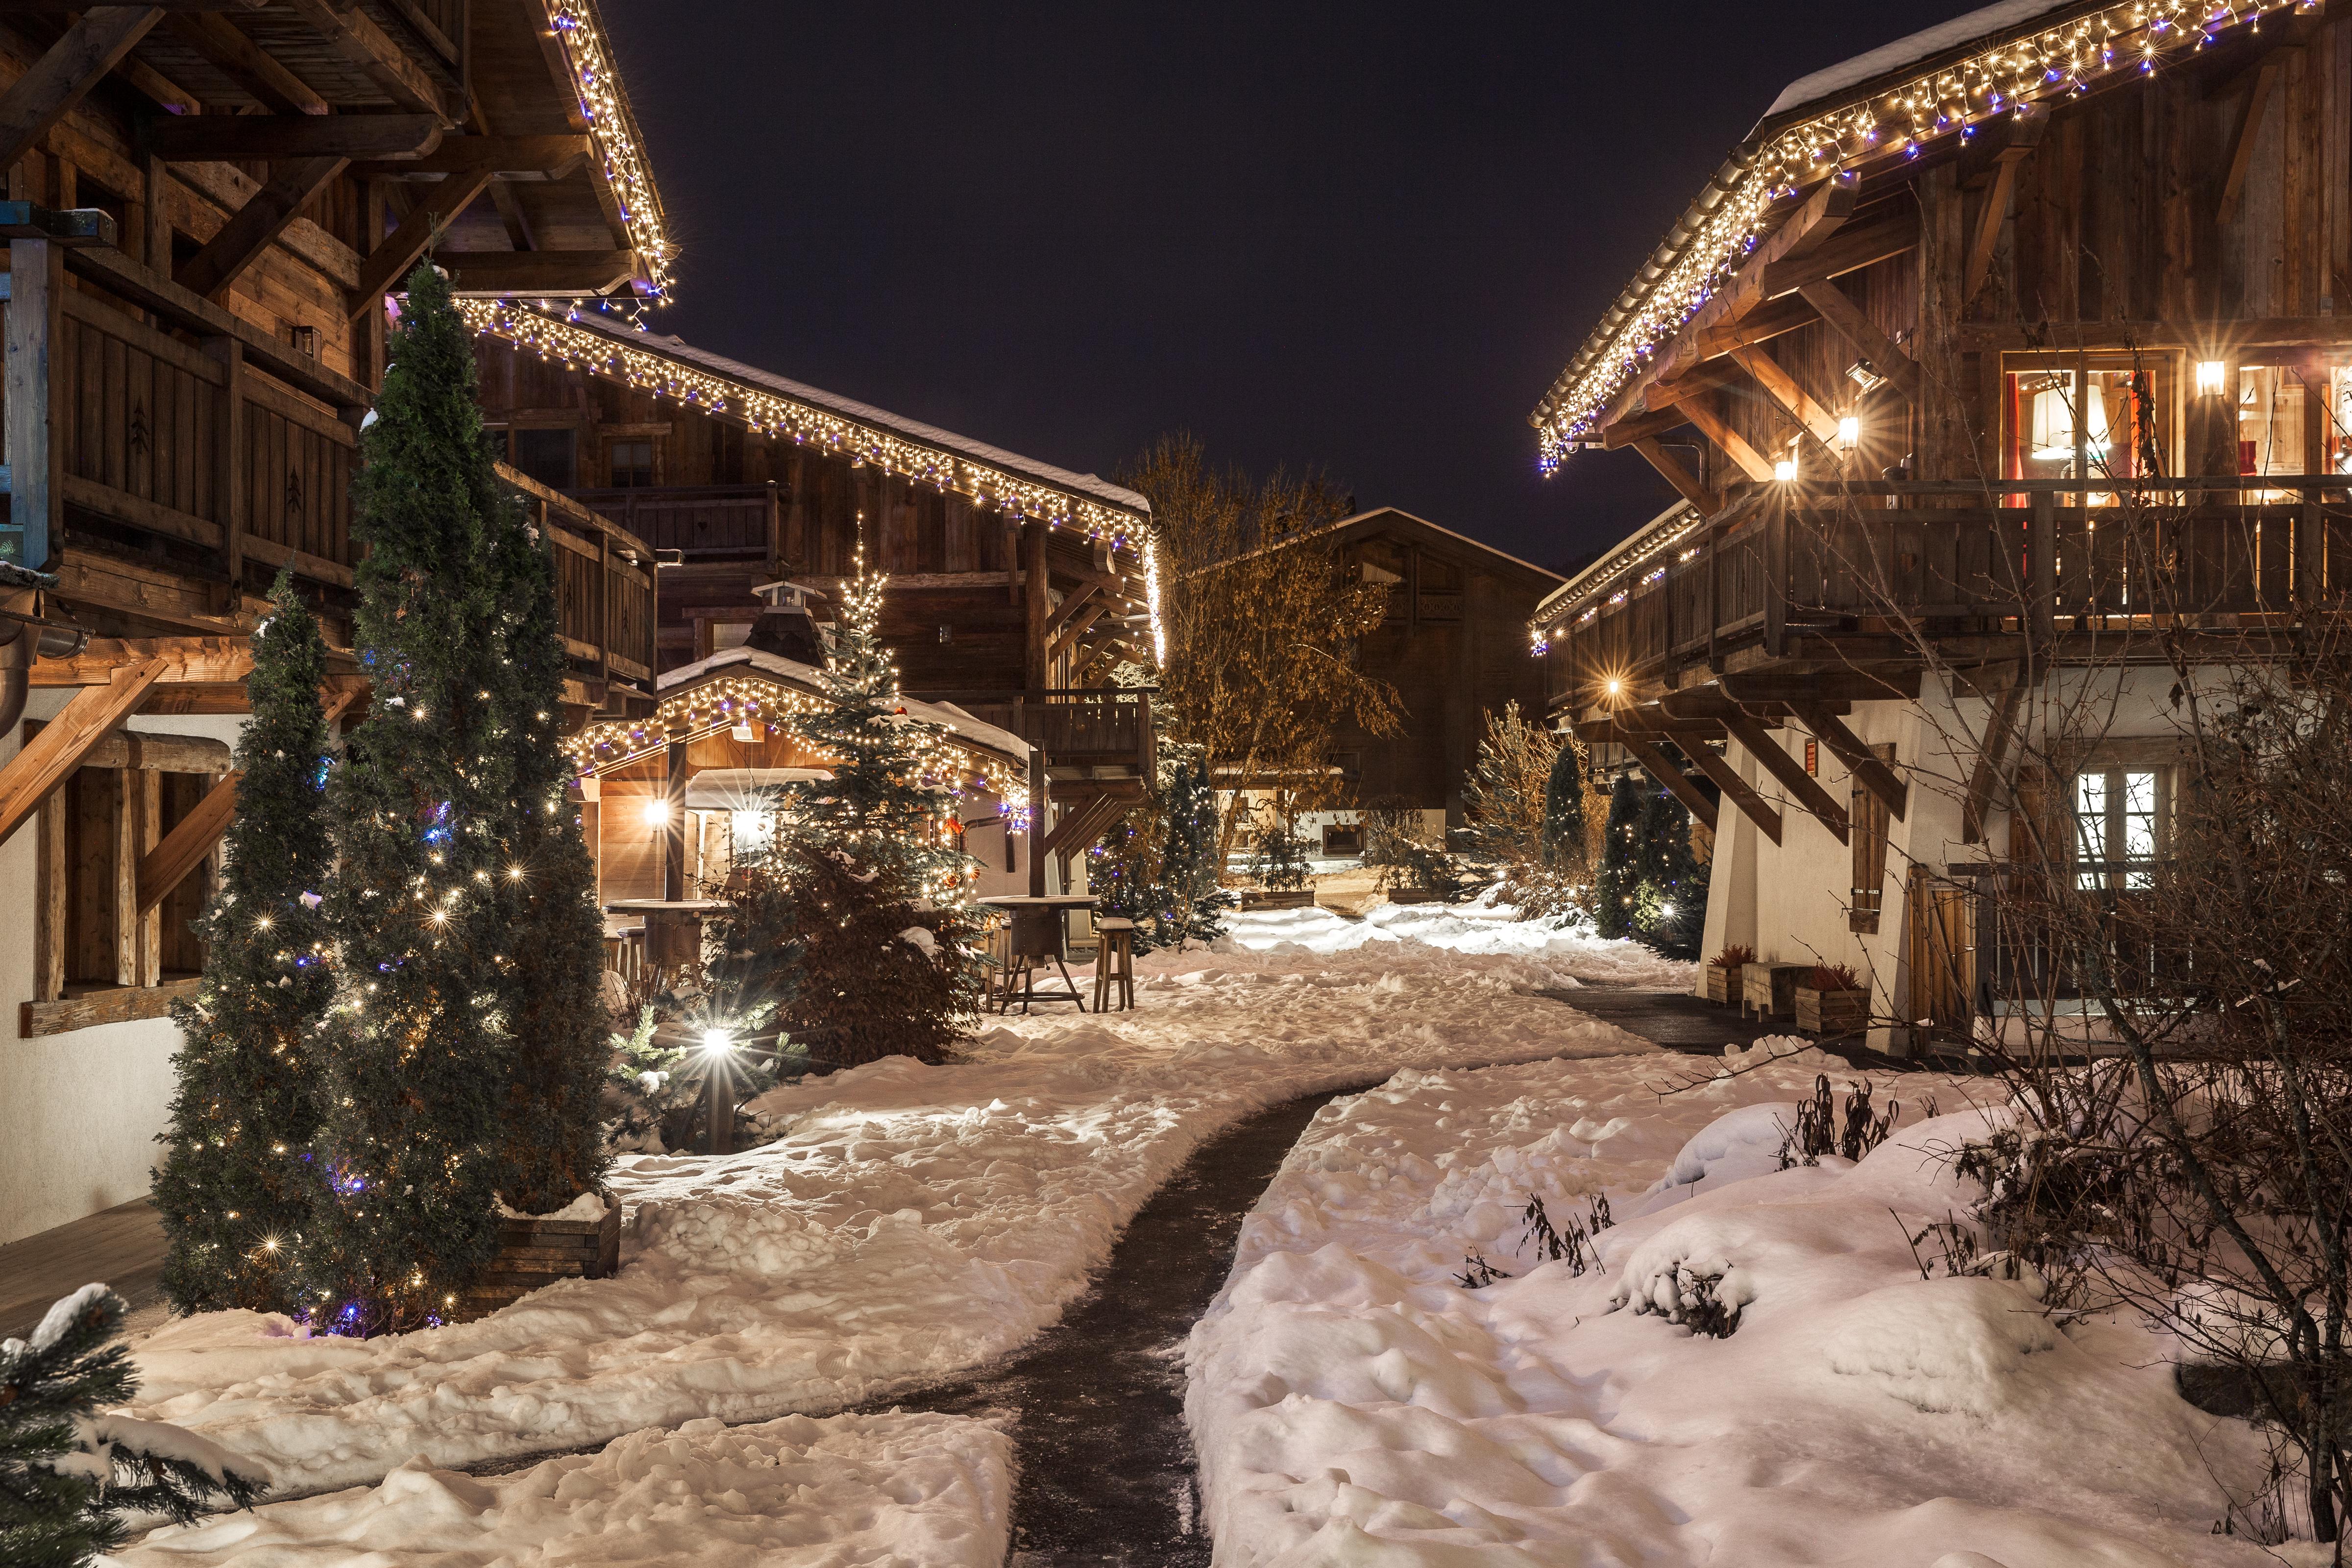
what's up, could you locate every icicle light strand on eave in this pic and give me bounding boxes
[1532,0,2309,469]
[545,0,674,300]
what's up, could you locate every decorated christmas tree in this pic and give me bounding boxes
[1594,771,1643,940]
[750,562,983,1065]
[297,262,525,1334]
[1635,769,1708,960]
[1087,749,1227,954]
[481,468,610,1214]
[0,1285,266,1568]
[1540,735,1587,868]
[152,574,335,1316]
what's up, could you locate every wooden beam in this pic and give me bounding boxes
[282,0,445,120]
[0,659,169,852]
[135,770,238,913]
[1046,601,1107,665]
[1961,663,2025,845]
[1630,437,1722,516]
[344,165,494,318]
[6,238,65,571]
[1022,521,1050,688]
[24,978,200,1039]
[1729,344,1840,448]
[1798,279,1918,400]
[438,247,636,295]
[0,7,163,172]
[1600,403,1693,451]
[1680,394,1777,483]
[32,636,255,686]
[1793,702,1907,823]
[1679,744,1782,845]
[346,133,590,176]
[1718,669,1918,703]
[165,10,326,116]
[1719,711,1849,843]
[1612,732,1719,835]
[1040,583,1099,641]
[2218,54,2282,228]
[150,113,441,163]
[175,154,347,300]
[21,721,232,772]
[1964,120,2044,298]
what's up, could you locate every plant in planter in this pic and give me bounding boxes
[1794,961,1869,1036]
[1704,943,1755,1005]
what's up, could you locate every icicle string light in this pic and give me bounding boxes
[1533,0,2306,467]
[545,0,674,299]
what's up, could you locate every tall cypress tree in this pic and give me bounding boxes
[484,482,610,1213]
[153,574,334,1315]
[1594,771,1643,940]
[1541,735,1587,869]
[1636,770,1707,959]
[298,263,518,1335]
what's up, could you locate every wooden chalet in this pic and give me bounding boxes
[466,308,1161,895]
[1527,0,2352,1045]
[0,0,671,1246]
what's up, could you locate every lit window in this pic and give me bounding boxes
[2075,768,2162,891]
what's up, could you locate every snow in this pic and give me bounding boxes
[1764,0,2073,119]
[1222,889,1697,990]
[1187,1055,2295,1568]
[112,1411,1010,1568]
[23,1280,111,1351]
[654,647,1031,767]
[493,1192,607,1223]
[119,903,1675,1500]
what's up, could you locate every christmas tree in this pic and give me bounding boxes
[1594,771,1643,940]
[1635,767,1708,960]
[1088,750,1228,954]
[298,262,523,1334]
[153,574,334,1315]
[1540,735,1587,868]
[0,1285,266,1568]
[482,471,610,1214]
[752,562,983,1065]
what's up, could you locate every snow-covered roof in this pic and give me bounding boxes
[683,767,832,808]
[658,646,1031,767]
[1762,1,2079,121]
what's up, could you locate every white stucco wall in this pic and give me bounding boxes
[0,693,251,1246]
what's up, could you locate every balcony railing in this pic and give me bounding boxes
[569,483,780,562]
[906,686,1156,777]
[1543,477,2352,704]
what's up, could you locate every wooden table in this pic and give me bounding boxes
[978,894,1098,1012]
[604,898,728,972]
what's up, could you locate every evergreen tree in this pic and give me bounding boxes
[0,1285,266,1568]
[1594,772,1643,940]
[1635,772,1708,960]
[753,564,983,1065]
[1158,753,1228,946]
[483,477,610,1213]
[153,575,334,1315]
[299,262,522,1335]
[1540,736,1587,868]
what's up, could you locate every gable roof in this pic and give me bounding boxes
[1322,509,1565,586]
[1529,0,2284,466]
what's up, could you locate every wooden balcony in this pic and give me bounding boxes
[0,217,656,713]
[569,483,781,563]
[910,687,1156,779]
[1541,477,2352,711]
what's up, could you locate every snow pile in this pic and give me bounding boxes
[116,1410,1010,1568]
[1191,1056,2286,1568]
[122,905,1666,1497]
[1216,889,1697,990]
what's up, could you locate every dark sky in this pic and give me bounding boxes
[597,1,1962,575]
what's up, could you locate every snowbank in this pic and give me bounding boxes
[1218,889,1697,991]
[1189,1056,2288,1568]
[116,1410,1010,1568]
[122,904,1673,1497]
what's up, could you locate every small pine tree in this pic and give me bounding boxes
[153,573,334,1315]
[1594,772,1643,940]
[483,476,610,1214]
[300,262,520,1335]
[1541,735,1588,869]
[1635,773,1708,960]
[1159,752,1229,945]
[0,1286,267,1568]
[756,563,983,1065]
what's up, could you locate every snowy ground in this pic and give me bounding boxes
[1188,1051,2302,1568]
[117,902,1683,1521]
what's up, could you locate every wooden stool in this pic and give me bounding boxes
[1093,918,1137,1012]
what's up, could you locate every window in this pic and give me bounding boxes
[2236,364,2352,488]
[1322,823,1364,856]
[510,427,577,490]
[2074,768,2165,890]
[2001,356,2169,498]
[609,439,655,488]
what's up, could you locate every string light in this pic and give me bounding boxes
[545,0,673,299]
[1532,0,2301,466]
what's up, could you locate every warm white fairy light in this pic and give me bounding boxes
[545,0,673,298]
[1533,0,2303,466]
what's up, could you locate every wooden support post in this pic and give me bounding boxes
[1613,732,1719,834]
[139,148,170,273]
[0,7,163,172]
[1722,712,1849,842]
[136,770,239,914]
[1961,667,2024,845]
[1964,125,2042,299]
[1681,394,1777,483]
[34,782,64,1003]
[0,659,172,851]
[131,767,160,986]
[1729,345,1840,448]
[5,238,64,570]
[203,338,246,591]
[1794,702,1907,823]
[2028,489,2056,644]
[1764,488,1789,658]
[1027,744,1048,897]
[662,738,686,902]
[346,166,496,319]
[1021,521,1049,689]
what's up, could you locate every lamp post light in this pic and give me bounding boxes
[700,1027,736,1156]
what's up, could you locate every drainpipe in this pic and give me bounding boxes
[0,564,87,738]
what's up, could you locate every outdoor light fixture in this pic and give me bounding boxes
[2196,360,2228,397]
[1605,677,1625,700]
[729,720,757,742]
[1846,359,1887,394]
[642,796,671,828]
[700,1027,735,1055]
[1837,415,1862,453]
[1774,458,1798,481]
[578,775,600,802]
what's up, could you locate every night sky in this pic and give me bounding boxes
[598,1,1966,576]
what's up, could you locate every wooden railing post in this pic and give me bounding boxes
[4,239,64,570]
[202,337,245,592]
[1763,488,1788,658]
[2299,496,2325,612]
[2028,489,2056,645]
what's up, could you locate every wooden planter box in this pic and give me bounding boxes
[453,1202,621,1322]
[1704,963,1744,1005]
[1238,888,1317,910]
[1795,986,1870,1036]
[1384,888,1442,905]
[1740,962,1807,1020]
